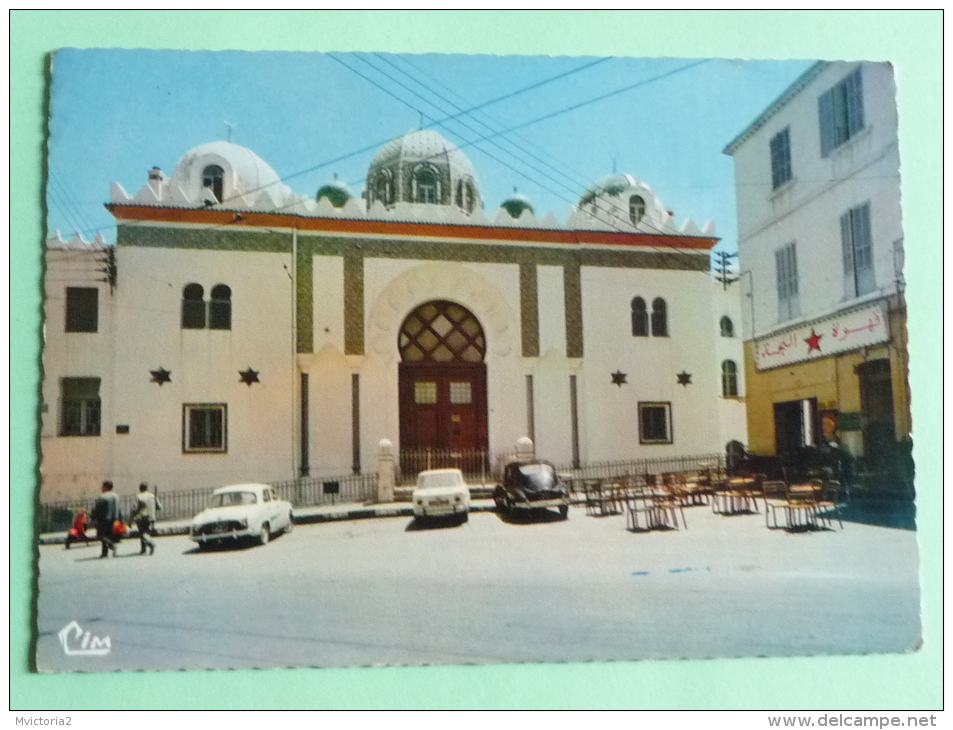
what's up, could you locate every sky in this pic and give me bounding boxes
[47,49,814,259]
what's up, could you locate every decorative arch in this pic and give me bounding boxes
[720,315,735,338]
[367,262,515,362]
[651,297,669,337]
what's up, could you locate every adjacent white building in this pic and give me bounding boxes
[724,61,910,492]
[42,129,746,502]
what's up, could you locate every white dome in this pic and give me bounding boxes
[571,172,673,233]
[170,141,289,207]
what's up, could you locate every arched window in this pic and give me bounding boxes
[399,300,485,363]
[631,297,648,337]
[209,284,232,330]
[629,195,646,224]
[720,315,735,338]
[722,359,739,397]
[375,170,393,207]
[181,283,206,329]
[455,179,475,213]
[414,167,438,204]
[651,297,668,337]
[202,165,224,203]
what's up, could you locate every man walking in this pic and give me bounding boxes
[132,483,160,555]
[91,481,121,558]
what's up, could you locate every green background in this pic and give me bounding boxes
[11,10,942,710]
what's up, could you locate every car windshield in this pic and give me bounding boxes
[418,473,462,489]
[517,463,556,489]
[211,491,257,508]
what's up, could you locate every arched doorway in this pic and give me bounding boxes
[398,300,488,475]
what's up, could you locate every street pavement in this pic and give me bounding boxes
[35,502,921,672]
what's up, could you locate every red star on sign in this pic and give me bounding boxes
[804,329,823,353]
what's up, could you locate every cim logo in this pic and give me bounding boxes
[58,621,111,656]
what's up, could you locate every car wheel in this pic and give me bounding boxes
[494,487,508,514]
[285,512,294,534]
[559,504,569,519]
[460,511,469,524]
[259,523,270,546]
[197,541,211,552]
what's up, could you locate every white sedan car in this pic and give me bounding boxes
[190,483,293,549]
[412,468,471,521]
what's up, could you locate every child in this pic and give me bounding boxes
[65,508,89,549]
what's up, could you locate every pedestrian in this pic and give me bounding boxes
[90,480,122,558]
[132,483,161,555]
[64,508,90,549]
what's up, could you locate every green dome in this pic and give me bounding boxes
[500,192,534,219]
[316,178,353,208]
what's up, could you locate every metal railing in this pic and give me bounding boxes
[36,472,379,534]
[554,453,725,484]
[398,447,490,485]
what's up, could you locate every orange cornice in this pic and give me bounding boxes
[105,204,718,250]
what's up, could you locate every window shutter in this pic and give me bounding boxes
[841,210,855,296]
[818,88,835,157]
[846,67,865,137]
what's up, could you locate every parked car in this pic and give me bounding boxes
[190,483,293,549]
[412,468,470,521]
[494,461,570,519]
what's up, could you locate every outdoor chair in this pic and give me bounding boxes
[815,479,845,530]
[583,479,603,516]
[785,480,819,530]
[655,482,688,530]
[625,492,658,532]
[761,480,789,529]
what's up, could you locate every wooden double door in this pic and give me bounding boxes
[398,362,488,453]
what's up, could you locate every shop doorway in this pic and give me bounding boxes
[774,397,818,455]
[858,359,895,463]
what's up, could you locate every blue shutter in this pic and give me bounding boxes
[818,88,835,157]
[853,203,875,294]
[846,67,865,137]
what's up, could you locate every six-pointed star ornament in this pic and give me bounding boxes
[676,371,692,386]
[804,328,823,353]
[610,370,628,387]
[149,367,172,386]
[239,367,260,386]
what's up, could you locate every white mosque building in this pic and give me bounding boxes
[41,130,746,501]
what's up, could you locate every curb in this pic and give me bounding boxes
[39,501,500,545]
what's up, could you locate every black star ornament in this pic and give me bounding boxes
[239,367,260,386]
[150,367,172,386]
[676,371,692,387]
[610,370,628,387]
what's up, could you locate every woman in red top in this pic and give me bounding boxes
[65,508,89,549]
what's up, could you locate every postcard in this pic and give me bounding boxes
[36,48,919,672]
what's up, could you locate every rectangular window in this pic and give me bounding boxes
[449,382,472,404]
[841,202,875,298]
[65,287,99,332]
[638,402,672,445]
[414,381,437,404]
[819,67,865,157]
[60,377,101,436]
[183,403,227,453]
[769,127,792,189]
[775,242,800,321]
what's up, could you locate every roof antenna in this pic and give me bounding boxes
[224,121,236,142]
[611,156,617,174]
[419,111,425,130]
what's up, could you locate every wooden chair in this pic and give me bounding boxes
[625,491,658,532]
[815,479,844,530]
[785,480,819,529]
[654,481,688,530]
[583,479,602,516]
[761,480,789,529]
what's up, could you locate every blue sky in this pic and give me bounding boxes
[47,49,813,256]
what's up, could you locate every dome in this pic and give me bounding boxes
[170,141,288,207]
[366,129,482,214]
[573,172,670,232]
[579,173,640,205]
[316,176,353,208]
[500,191,534,219]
